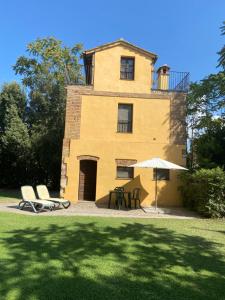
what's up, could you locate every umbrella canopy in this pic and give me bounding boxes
[129,157,188,170]
[129,158,188,210]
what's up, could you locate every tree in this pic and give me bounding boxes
[187,73,225,169]
[0,82,27,131]
[0,83,30,186]
[194,118,225,168]
[218,21,225,69]
[187,21,225,169]
[13,37,83,188]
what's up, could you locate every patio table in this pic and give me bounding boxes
[108,190,132,209]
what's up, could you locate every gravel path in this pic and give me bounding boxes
[0,200,199,219]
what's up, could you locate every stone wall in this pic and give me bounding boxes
[60,86,92,195]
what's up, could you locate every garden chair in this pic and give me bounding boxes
[115,189,125,210]
[114,187,125,191]
[36,185,71,209]
[19,186,55,213]
[114,187,127,209]
[131,188,141,209]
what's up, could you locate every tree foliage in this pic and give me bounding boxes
[0,83,30,186]
[14,37,83,86]
[186,73,225,169]
[218,21,225,69]
[181,22,225,218]
[13,37,83,188]
[194,119,225,168]
[186,21,225,169]
[0,37,83,188]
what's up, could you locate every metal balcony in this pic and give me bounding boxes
[71,65,190,93]
[151,71,190,92]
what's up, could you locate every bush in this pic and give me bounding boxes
[179,167,225,218]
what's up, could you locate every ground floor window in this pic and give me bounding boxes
[117,166,134,179]
[153,168,170,180]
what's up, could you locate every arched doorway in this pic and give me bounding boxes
[78,160,97,201]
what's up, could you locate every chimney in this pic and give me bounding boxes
[157,65,170,90]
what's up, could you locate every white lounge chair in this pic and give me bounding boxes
[36,185,71,209]
[19,186,55,213]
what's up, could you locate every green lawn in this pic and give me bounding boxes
[0,214,224,300]
[0,189,21,202]
[0,189,59,203]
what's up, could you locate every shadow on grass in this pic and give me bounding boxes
[0,221,225,300]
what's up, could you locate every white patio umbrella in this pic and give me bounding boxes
[129,158,188,210]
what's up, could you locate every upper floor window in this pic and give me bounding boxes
[120,57,135,80]
[117,104,133,133]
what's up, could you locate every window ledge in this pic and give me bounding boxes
[116,178,133,180]
[152,179,170,181]
[116,131,133,134]
[120,78,135,81]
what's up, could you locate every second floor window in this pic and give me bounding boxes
[120,57,135,80]
[117,104,133,133]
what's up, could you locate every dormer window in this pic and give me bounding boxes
[120,57,135,80]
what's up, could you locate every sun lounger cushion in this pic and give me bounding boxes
[36,185,70,204]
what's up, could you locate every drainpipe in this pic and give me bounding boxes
[157,65,170,90]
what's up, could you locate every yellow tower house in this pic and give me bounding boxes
[60,40,189,207]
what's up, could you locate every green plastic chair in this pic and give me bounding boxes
[114,187,127,209]
[131,188,141,209]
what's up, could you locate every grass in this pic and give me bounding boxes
[0,189,21,202]
[0,189,59,203]
[0,214,224,299]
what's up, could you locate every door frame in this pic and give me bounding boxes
[77,155,99,201]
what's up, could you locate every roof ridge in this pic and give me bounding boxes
[83,39,158,63]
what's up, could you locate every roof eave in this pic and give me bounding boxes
[83,40,158,63]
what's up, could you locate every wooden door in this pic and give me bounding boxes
[78,160,97,201]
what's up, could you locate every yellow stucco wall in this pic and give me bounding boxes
[93,45,153,93]
[63,94,186,207]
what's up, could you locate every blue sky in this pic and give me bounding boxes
[0,0,224,85]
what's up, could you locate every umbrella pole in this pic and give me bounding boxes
[155,168,158,210]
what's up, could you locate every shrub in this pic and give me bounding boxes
[179,167,225,218]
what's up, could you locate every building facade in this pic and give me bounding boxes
[60,40,189,207]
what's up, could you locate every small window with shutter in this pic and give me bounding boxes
[117,104,133,133]
[117,166,134,179]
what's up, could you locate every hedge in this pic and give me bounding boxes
[179,167,225,218]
